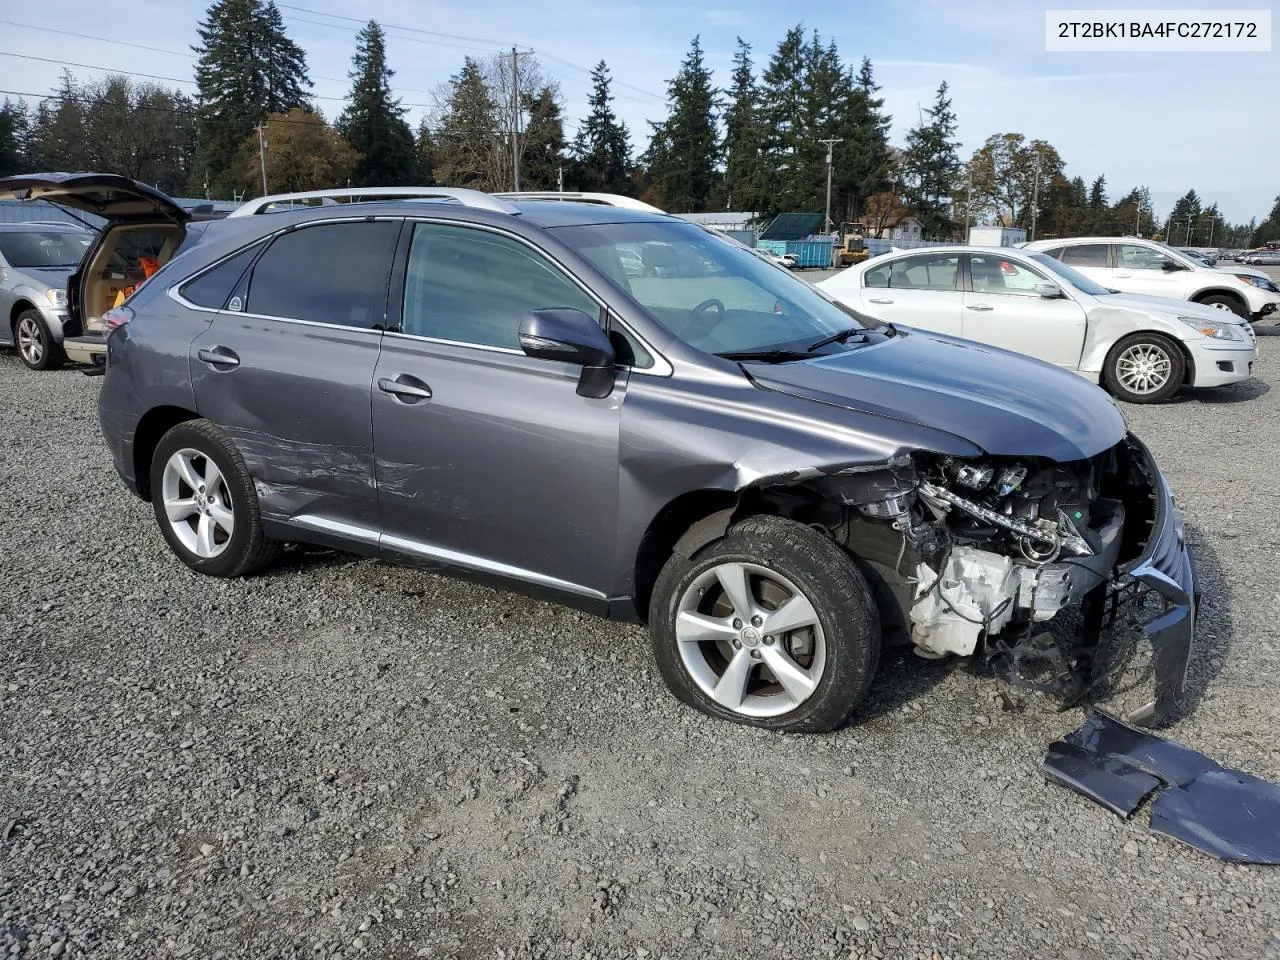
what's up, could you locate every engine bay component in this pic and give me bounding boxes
[910,546,1019,657]
[1044,710,1280,864]
[954,462,995,490]
[918,480,1094,559]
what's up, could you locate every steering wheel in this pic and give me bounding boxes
[685,298,727,339]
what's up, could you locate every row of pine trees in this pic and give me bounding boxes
[0,0,1272,245]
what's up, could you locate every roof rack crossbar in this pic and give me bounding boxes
[228,186,519,218]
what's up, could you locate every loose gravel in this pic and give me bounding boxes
[3,324,1280,960]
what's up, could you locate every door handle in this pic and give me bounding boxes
[867,297,894,305]
[197,346,240,368]
[1113,272,1132,278]
[965,304,994,312]
[378,375,433,402]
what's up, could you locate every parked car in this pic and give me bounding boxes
[1178,248,1215,266]
[770,252,799,269]
[1244,250,1280,266]
[0,221,94,369]
[1023,236,1280,322]
[1,174,1196,733]
[818,246,1257,404]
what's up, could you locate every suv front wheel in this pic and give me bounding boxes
[150,419,279,577]
[649,516,880,733]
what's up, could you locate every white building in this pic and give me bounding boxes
[968,226,1027,247]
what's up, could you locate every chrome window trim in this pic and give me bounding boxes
[401,217,673,378]
[286,514,604,600]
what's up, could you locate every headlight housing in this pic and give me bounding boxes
[1233,273,1280,293]
[1179,316,1246,341]
[43,288,67,308]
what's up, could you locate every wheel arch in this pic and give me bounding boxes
[133,405,201,501]
[1190,287,1248,313]
[1104,330,1195,390]
[9,299,38,335]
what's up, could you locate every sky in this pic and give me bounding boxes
[0,0,1275,223]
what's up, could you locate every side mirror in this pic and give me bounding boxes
[518,308,616,399]
[1162,260,1186,272]
[1033,281,1063,299]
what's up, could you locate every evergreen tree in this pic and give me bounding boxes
[643,37,719,212]
[901,81,961,238]
[1087,175,1107,212]
[339,21,417,186]
[718,38,765,212]
[571,61,632,195]
[520,86,566,191]
[1254,201,1280,245]
[756,26,807,214]
[0,99,29,177]
[434,58,501,189]
[414,119,436,185]
[193,0,312,195]
[835,58,893,223]
[27,72,91,172]
[1166,188,1202,245]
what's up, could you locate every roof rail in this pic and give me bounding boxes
[228,186,518,218]
[494,191,666,214]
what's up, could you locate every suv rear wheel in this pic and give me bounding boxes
[14,309,64,371]
[150,419,279,577]
[649,516,880,733]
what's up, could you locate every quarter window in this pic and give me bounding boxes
[246,221,400,329]
[866,254,960,291]
[968,255,1049,297]
[1058,244,1109,267]
[179,243,262,309]
[402,223,600,350]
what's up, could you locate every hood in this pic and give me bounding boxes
[1101,292,1251,324]
[0,172,189,223]
[745,330,1126,463]
[1219,264,1268,281]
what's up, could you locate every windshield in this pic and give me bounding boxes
[552,220,870,356]
[1028,252,1113,296]
[0,230,91,268]
[1152,241,1200,269]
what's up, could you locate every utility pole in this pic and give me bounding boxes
[508,47,533,192]
[557,164,563,193]
[819,138,842,234]
[964,165,972,239]
[256,124,268,196]
[1029,157,1042,242]
[1135,201,1143,237]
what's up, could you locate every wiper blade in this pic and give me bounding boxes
[806,326,868,351]
[717,348,811,363]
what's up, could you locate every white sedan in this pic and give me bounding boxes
[817,245,1258,403]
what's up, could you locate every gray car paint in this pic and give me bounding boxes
[100,200,1135,619]
[0,224,90,345]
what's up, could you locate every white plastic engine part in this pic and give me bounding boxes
[1017,564,1072,622]
[910,546,1021,658]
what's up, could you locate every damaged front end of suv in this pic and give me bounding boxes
[804,434,1196,727]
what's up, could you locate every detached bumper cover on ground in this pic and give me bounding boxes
[1044,711,1280,863]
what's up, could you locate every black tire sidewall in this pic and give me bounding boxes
[1197,294,1247,318]
[1105,333,1185,404]
[650,516,880,733]
[149,422,261,577]
[15,310,62,371]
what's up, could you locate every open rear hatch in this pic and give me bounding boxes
[0,173,192,367]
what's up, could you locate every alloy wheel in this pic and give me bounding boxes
[160,448,234,559]
[16,316,43,366]
[675,561,826,718]
[1115,342,1172,396]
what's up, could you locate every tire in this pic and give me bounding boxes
[149,419,279,577]
[1195,293,1247,318]
[1104,333,1185,404]
[13,309,64,371]
[649,515,880,733]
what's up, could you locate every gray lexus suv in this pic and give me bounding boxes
[0,174,1198,733]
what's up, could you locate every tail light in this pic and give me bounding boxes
[103,307,134,332]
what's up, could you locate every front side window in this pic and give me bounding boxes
[968,255,1049,297]
[1029,253,1112,296]
[246,221,400,329]
[402,223,601,351]
[1116,243,1178,271]
[1058,244,1109,268]
[552,220,879,356]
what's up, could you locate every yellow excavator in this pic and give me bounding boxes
[837,221,869,266]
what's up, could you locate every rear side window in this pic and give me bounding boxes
[1059,244,1109,267]
[866,254,959,290]
[179,244,262,309]
[246,221,400,329]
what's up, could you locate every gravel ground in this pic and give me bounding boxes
[3,317,1280,960]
